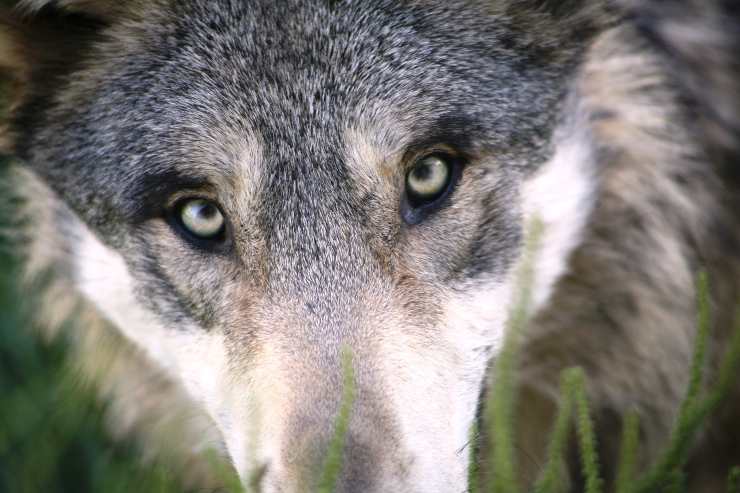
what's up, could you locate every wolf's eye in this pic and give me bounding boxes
[177,199,225,240]
[401,153,460,224]
[406,155,451,204]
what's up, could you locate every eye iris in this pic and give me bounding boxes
[180,199,224,239]
[407,156,451,201]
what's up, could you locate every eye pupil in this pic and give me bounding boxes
[198,204,218,219]
[411,162,433,181]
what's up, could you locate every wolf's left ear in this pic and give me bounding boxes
[0,0,134,153]
[17,0,131,20]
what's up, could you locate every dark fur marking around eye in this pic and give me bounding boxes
[126,169,217,224]
[403,114,481,162]
[399,114,480,225]
[168,198,231,253]
[401,154,464,225]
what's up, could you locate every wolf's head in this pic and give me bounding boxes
[1,0,611,490]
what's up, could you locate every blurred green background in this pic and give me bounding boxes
[0,163,192,492]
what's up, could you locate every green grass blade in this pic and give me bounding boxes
[615,411,640,493]
[567,368,603,493]
[486,217,544,493]
[636,305,740,493]
[317,348,356,493]
[533,372,576,493]
[702,308,740,413]
[683,271,711,414]
[468,416,480,493]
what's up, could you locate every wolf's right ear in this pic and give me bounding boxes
[0,0,135,153]
[494,0,620,46]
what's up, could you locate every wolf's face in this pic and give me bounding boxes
[4,0,600,490]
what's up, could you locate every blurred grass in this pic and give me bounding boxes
[0,164,192,492]
[477,261,740,493]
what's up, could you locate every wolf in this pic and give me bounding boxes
[0,0,739,491]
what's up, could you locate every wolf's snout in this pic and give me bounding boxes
[272,426,390,492]
[255,382,410,493]
[232,277,472,493]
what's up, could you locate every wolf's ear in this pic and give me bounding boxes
[0,0,132,153]
[17,0,130,20]
[495,0,619,46]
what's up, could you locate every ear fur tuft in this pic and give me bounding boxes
[16,0,125,20]
[490,0,621,50]
[0,1,119,154]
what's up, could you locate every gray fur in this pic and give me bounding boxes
[1,0,739,491]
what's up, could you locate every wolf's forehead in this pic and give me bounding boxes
[161,0,502,120]
[126,2,479,175]
[137,0,565,161]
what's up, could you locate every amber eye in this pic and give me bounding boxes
[405,155,453,205]
[177,199,225,240]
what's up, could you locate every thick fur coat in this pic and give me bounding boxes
[1,0,739,491]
